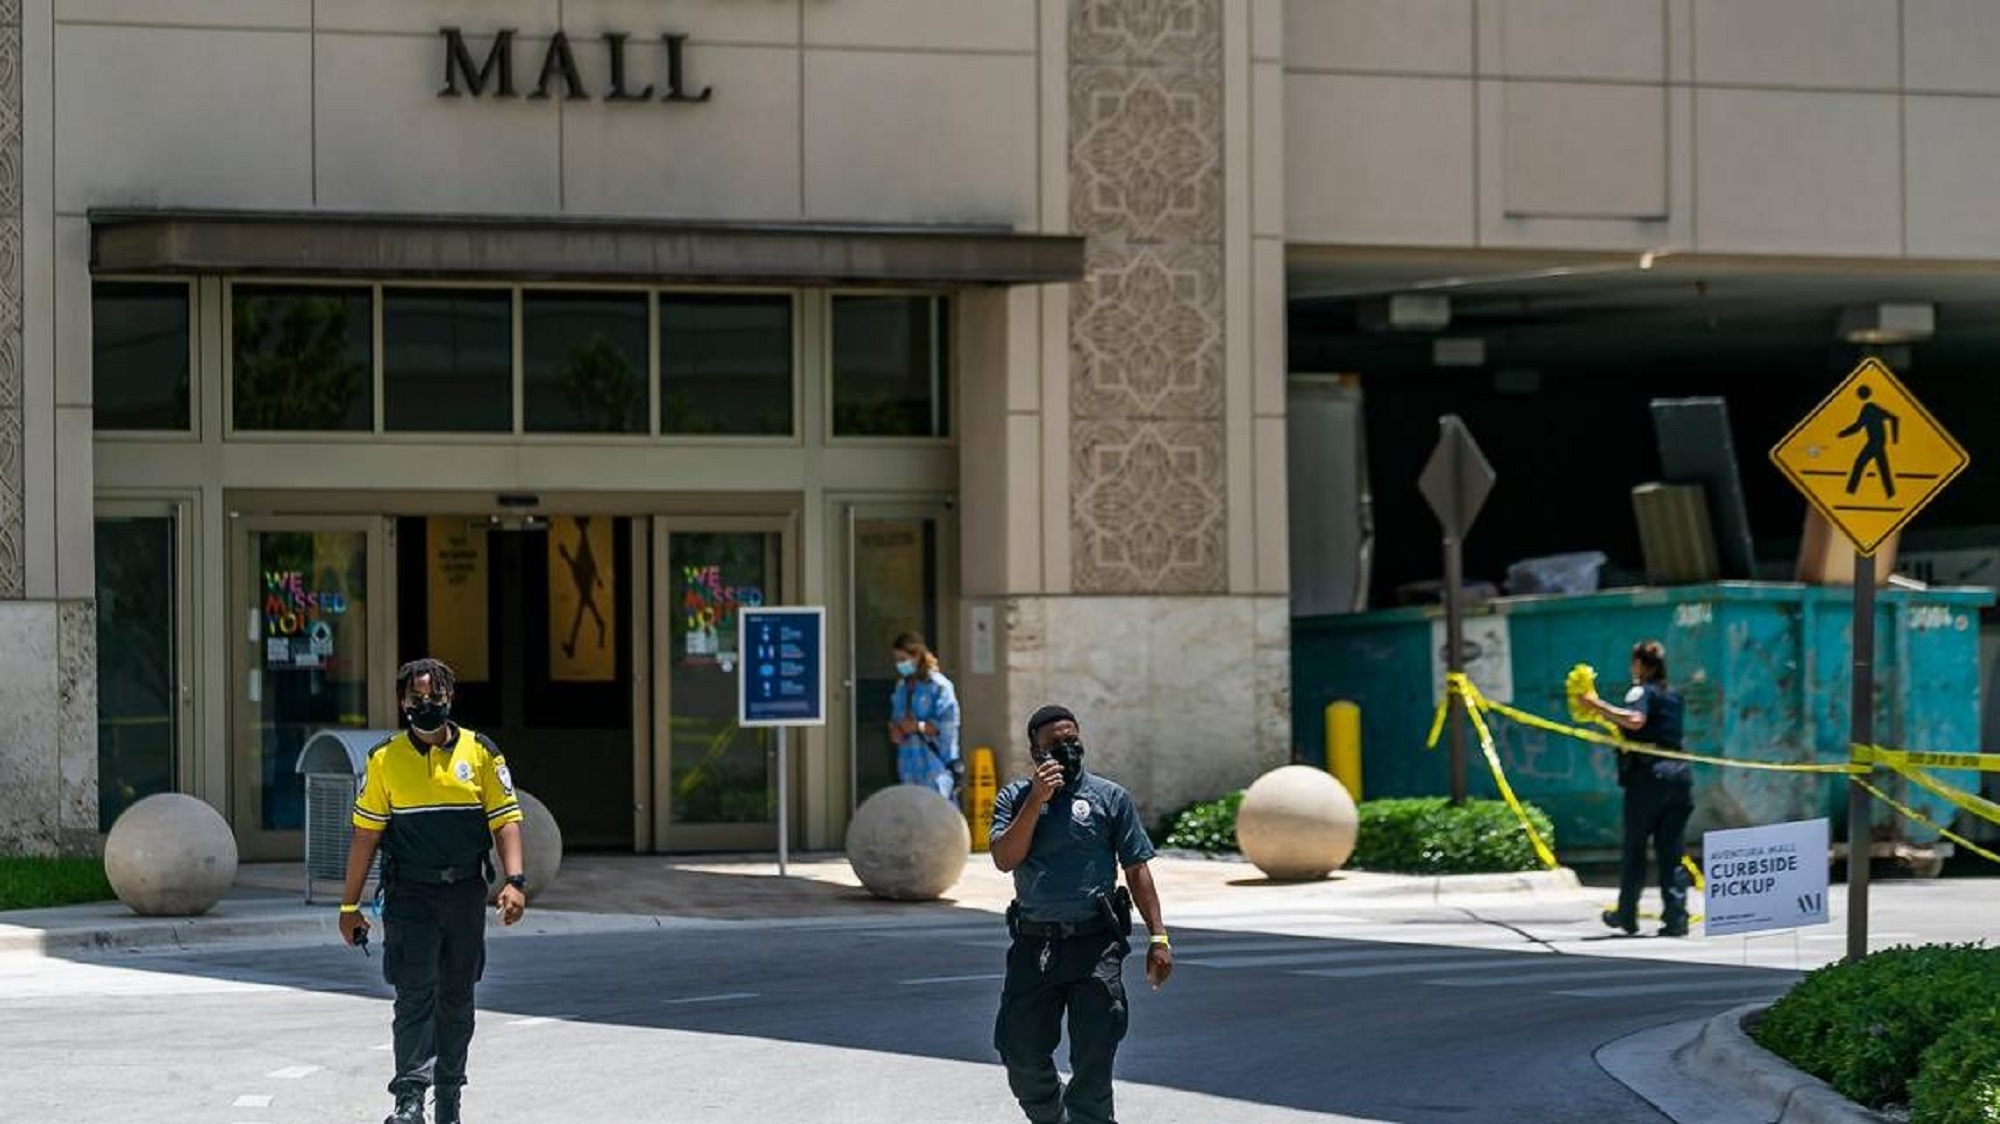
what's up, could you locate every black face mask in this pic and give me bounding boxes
[408,700,451,736]
[1042,736,1085,789]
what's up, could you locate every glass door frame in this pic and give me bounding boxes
[835,497,958,818]
[648,513,798,852]
[227,514,396,861]
[94,496,197,808]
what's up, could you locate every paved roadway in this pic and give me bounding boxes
[0,891,1862,1124]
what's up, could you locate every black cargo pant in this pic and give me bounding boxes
[382,876,487,1098]
[1616,768,1695,930]
[994,928,1130,1124]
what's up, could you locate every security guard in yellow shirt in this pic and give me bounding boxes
[338,658,528,1124]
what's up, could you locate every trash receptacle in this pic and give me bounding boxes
[296,729,397,904]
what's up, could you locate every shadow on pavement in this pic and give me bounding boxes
[47,911,1802,1123]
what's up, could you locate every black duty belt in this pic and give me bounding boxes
[1014,915,1112,939]
[394,863,485,886]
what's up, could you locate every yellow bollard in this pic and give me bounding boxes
[967,746,998,852]
[1327,701,1363,801]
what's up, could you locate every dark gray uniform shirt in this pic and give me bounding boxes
[990,770,1156,924]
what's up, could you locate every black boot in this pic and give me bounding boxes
[385,1090,426,1124]
[434,1087,462,1124]
[1601,908,1638,936]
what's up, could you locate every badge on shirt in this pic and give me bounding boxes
[1624,686,1646,705]
[455,760,475,784]
[1071,797,1092,824]
[497,764,515,796]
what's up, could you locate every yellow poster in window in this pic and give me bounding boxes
[426,517,490,683]
[549,515,616,682]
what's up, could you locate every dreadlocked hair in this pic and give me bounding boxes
[397,657,458,697]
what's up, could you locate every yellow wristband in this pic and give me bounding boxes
[1149,933,1171,947]
[339,904,361,914]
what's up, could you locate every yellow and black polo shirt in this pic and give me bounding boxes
[352,726,524,871]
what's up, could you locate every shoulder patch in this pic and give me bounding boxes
[1623,686,1646,705]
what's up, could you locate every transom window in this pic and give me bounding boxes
[95,282,953,441]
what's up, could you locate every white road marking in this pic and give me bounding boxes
[232,1095,274,1108]
[1294,958,1516,979]
[506,1015,572,1027]
[1554,977,1797,999]
[1184,947,1486,970]
[1428,963,1735,988]
[370,1043,393,1051]
[266,1065,320,1080]
[898,973,1006,985]
[662,992,759,1006]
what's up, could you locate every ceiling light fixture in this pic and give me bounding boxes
[1838,303,1935,345]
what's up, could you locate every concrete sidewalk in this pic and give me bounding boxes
[0,851,1589,957]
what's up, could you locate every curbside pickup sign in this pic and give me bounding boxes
[1701,818,1831,938]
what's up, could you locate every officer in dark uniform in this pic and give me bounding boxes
[338,658,529,1124]
[990,705,1173,1124]
[1581,640,1694,937]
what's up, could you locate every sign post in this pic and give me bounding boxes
[1419,415,1497,805]
[739,606,828,877]
[1771,357,1968,962]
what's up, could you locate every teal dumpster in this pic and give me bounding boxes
[1293,582,1994,859]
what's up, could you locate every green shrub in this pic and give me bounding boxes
[1754,943,2000,1109]
[1160,791,1244,853]
[1911,1004,2000,1124]
[1347,797,1556,875]
[0,856,115,911]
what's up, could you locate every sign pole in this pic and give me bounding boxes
[1418,415,1496,809]
[1767,357,1969,963]
[776,725,790,878]
[739,605,825,883]
[1443,532,1468,805]
[1847,553,1875,963]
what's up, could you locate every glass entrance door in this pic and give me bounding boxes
[94,500,190,831]
[842,502,954,812]
[650,518,793,850]
[231,517,390,859]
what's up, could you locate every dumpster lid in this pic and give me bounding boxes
[296,728,401,775]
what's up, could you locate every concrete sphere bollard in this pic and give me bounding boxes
[103,793,239,917]
[846,785,970,901]
[1235,765,1360,880]
[489,789,563,904]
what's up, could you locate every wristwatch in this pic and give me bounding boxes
[503,874,527,891]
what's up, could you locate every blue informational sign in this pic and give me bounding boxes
[738,606,827,727]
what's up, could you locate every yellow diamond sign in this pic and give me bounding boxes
[1771,358,1968,556]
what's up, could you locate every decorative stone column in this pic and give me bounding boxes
[0,0,21,600]
[988,0,1289,826]
[0,3,99,856]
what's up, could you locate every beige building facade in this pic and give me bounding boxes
[11,0,2000,858]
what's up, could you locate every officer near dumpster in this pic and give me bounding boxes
[1580,639,1695,938]
[337,658,528,1124]
[989,705,1173,1124]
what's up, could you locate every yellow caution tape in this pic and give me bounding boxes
[1852,744,2000,774]
[1881,760,2000,832]
[1681,853,1706,892]
[1853,775,2000,868]
[1565,663,1620,734]
[1442,674,1866,775]
[1428,675,1560,871]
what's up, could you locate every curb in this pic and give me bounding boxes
[1329,867,1585,900]
[1686,1004,1894,1124]
[0,912,338,958]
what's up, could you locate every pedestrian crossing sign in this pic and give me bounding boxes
[1771,358,1968,556]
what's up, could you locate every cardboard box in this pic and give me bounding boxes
[1632,482,1721,585]
[1796,508,1897,586]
